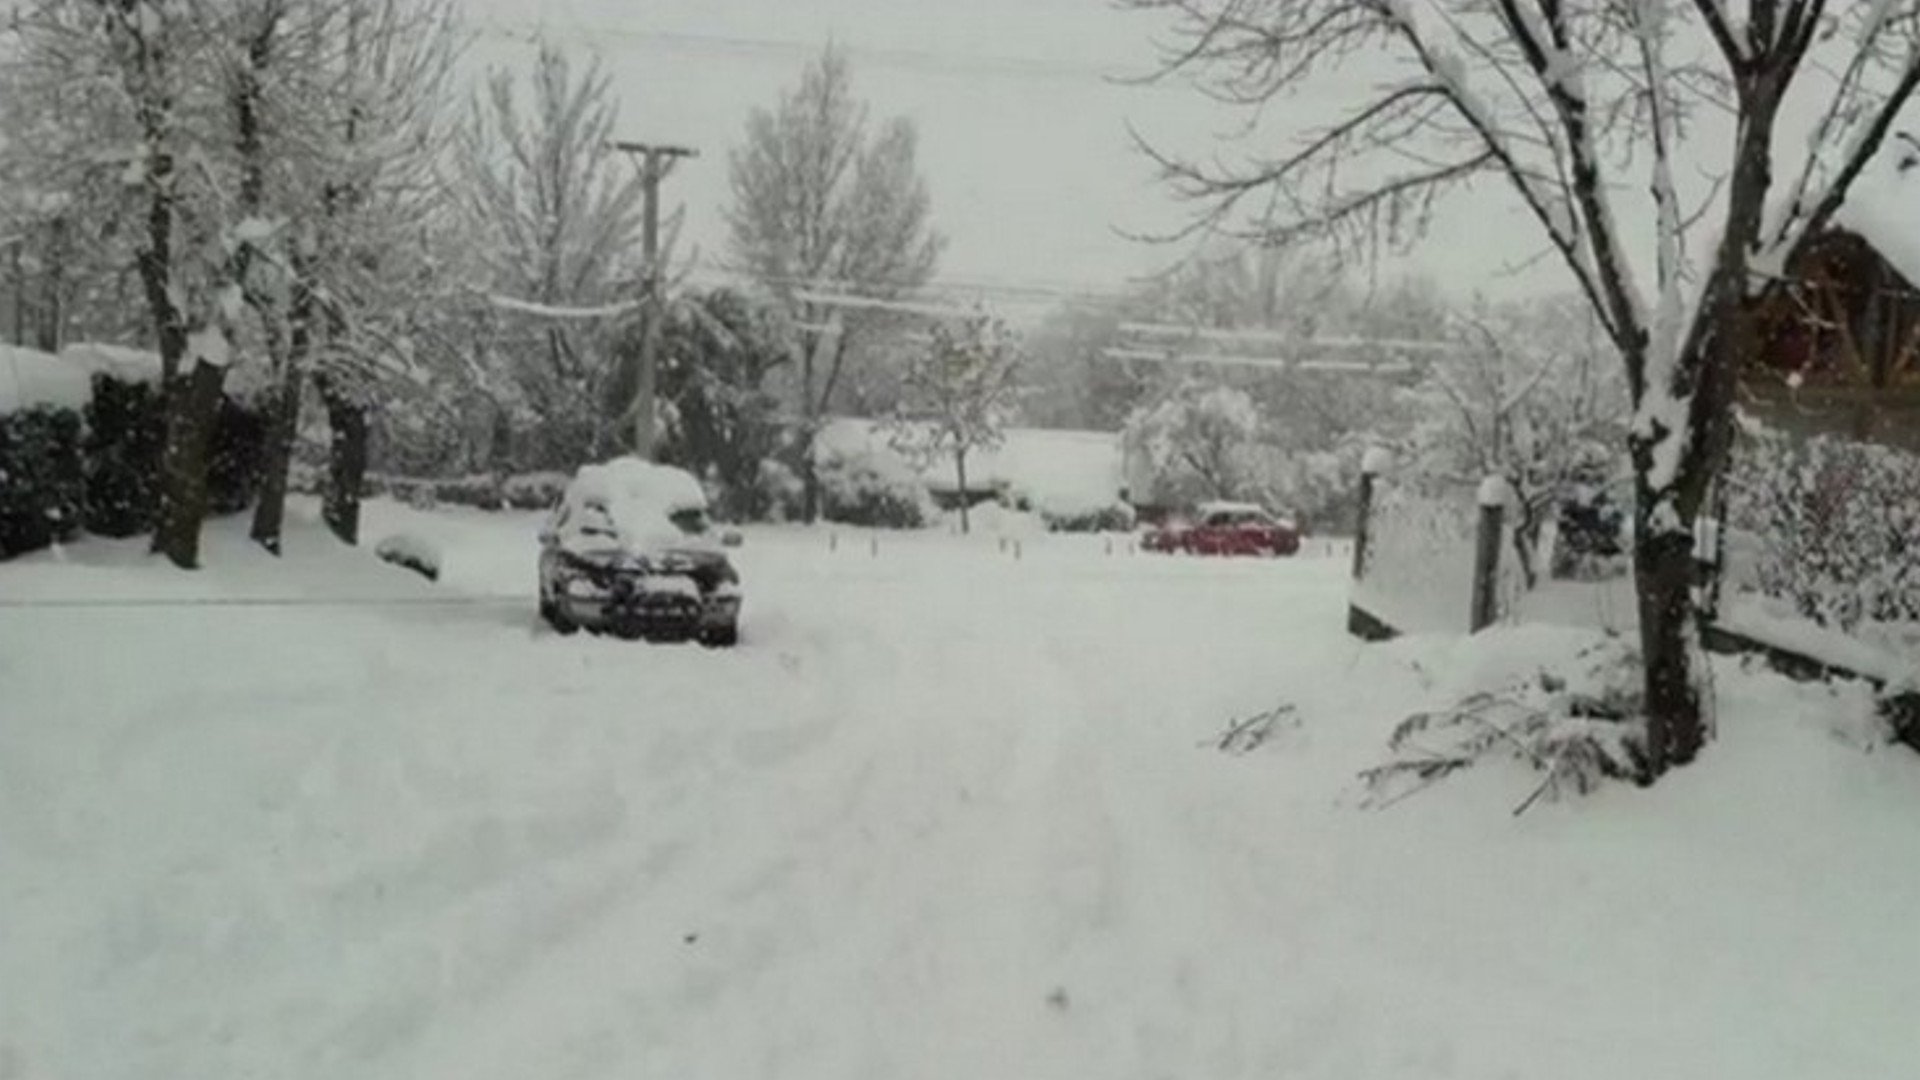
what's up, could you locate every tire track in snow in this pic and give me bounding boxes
[348,595,918,1080]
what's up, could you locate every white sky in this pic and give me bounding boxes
[454,0,1565,311]
[452,0,1918,316]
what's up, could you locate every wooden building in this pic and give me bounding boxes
[1746,150,1920,451]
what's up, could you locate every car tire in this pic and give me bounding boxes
[539,588,580,635]
[700,622,740,649]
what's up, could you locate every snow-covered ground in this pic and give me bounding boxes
[5,500,1920,1079]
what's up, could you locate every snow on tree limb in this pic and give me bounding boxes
[485,294,642,320]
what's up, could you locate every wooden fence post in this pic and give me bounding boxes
[1346,448,1394,640]
[1350,449,1386,582]
[1470,475,1508,633]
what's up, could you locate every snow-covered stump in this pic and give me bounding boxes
[1470,476,1510,634]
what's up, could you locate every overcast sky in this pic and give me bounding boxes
[451,0,1578,312]
[453,0,1920,316]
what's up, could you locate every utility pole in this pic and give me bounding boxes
[609,140,697,460]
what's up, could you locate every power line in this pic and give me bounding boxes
[1119,321,1457,353]
[474,19,1161,87]
[683,265,1132,304]
[1099,347,1421,378]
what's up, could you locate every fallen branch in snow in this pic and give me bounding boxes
[1208,703,1299,755]
[1358,640,1649,814]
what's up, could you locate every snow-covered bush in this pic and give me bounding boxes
[1123,380,1265,506]
[1042,500,1136,533]
[501,471,568,510]
[1725,427,1920,632]
[82,375,165,537]
[374,532,441,582]
[1255,445,1360,535]
[206,396,267,516]
[816,446,933,529]
[1359,631,1649,811]
[1881,674,1920,752]
[754,458,805,522]
[428,474,506,511]
[0,368,264,558]
[0,404,84,558]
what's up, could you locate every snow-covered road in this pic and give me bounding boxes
[6,502,1920,1079]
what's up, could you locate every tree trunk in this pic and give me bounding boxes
[955,448,970,535]
[248,367,303,554]
[800,330,821,524]
[151,360,229,569]
[1632,510,1703,778]
[37,215,66,353]
[249,262,313,554]
[319,377,368,545]
[801,438,822,524]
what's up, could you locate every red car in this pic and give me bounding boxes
[1144,501,1301,557]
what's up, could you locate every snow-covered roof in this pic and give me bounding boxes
[1834,140,1920,288]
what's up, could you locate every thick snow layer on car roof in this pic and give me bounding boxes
[557,457,710,556]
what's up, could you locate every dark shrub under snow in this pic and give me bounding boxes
[0,405,85,557]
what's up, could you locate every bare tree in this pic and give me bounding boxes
[244,0,462,552]
[1407,296,1628,587]
[1128,0,1920,778]
[726,42,944,521]
[1123,380,1267,505]
[456,42,646,467]
[884,311,1022,534]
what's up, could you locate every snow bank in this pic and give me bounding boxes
[1718,594,1916,685]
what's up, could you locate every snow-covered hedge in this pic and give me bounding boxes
[1041,502,1136,533]
[1725,428,1920,632]
[0,405,84,557]
[816,445,933,529]
[294,470,571,512]
[0,349,267,558]
[81,375,165,537]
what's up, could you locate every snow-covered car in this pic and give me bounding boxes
[536,458,742,645]
[1143,501,1301,557]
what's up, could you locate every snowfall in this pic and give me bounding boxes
[5,500,1920,1080]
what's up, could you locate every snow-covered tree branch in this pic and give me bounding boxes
[1127,0,1920,776]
